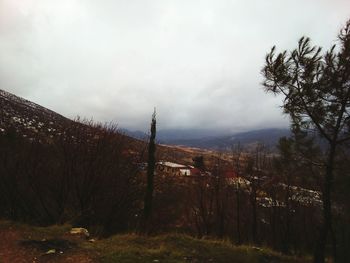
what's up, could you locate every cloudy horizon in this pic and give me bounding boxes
[1,0,350,133]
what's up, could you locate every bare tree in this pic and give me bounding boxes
[231,143,243,245]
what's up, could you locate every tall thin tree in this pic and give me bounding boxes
[143,109,157,233]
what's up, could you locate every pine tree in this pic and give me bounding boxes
[262,20,350,263]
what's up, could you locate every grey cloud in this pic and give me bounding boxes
[0,0,349,132]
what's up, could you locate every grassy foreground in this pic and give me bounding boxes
[0,220,311,263]
[84,233,311,263]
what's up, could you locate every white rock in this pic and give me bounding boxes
[45,249,56,254]
[70,227,90,237]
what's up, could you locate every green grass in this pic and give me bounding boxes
[84,233,311,263]
[0,220,311,263]
[0,219,71,239]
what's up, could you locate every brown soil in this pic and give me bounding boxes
[0,225,97,263]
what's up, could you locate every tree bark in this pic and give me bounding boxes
[236,185,241,245]
[142,112,156,234]
[314,143,336,263]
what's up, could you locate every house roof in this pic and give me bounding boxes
[157,161,188,168]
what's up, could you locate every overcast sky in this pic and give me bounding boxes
[1,0,350,132]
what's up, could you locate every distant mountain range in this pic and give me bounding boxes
[122,127,291,151]
[162,128,291,150]
[121,128,227,141]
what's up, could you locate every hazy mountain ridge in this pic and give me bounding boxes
[119,128,148,140]
[123,127,291,150]
[120,128,228,141]
[161,129,290,150]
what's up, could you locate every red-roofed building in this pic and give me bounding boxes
[189,167,204,177]
[222,169,250,187]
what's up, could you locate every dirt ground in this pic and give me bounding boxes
[0,224,97,263]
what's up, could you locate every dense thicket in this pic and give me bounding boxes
[0,121,143,235]
[1,120,349,260]
[150,149,314,246]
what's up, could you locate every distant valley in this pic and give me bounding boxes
[122,128,291,151]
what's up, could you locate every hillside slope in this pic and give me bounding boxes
[0,88,146,150]
[0,89,220,164]
[0,89,71,139]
